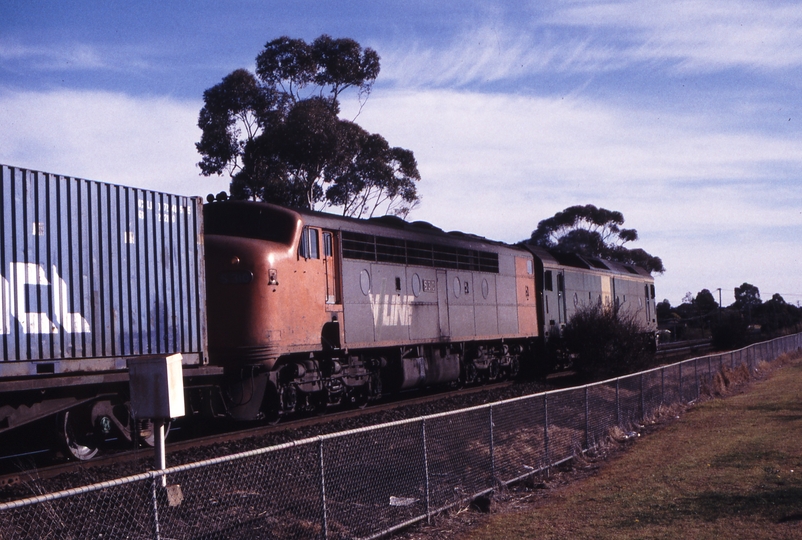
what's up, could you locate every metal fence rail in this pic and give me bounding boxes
[2,333,801,539]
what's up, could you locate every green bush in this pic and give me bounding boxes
[711,310,748,350]
[562,304,655,379]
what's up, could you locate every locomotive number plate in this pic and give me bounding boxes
[422,279,436,293]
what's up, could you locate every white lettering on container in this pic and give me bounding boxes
[0,263,91,335]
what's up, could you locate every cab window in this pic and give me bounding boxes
[299,227,320,259]
[323,231,333,257]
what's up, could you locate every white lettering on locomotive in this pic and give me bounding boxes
[370,293,413,328]
[0,263,91,335]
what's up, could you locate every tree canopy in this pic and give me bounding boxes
[734,282,761,311]
[695,289,719,316]
[196,35,420,218]
[525,204,665,273]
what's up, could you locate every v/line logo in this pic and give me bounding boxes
[0,263,91,335]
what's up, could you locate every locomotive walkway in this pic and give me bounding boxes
[463,354,802,540]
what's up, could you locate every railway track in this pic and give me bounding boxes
[0,379,526,491]
[655,338,714,361]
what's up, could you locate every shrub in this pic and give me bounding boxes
[711,310,747,350]
[562,304,655,379]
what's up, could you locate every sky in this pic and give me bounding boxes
[1,0,800,307]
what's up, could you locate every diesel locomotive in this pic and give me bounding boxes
[0,165,657,459]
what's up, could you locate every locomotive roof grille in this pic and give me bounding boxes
[342,231,500,273]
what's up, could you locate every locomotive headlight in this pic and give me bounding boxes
[268,269,279,285]
[230,256,240,266]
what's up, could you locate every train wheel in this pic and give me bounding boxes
[59,409,99,461]
[509,356,520,379]
[488,360,500,381]
[348,387,369,409]
[261,385,282,425]
[463,362,478,385]
[310,392,328,416]
[368,372,382,399]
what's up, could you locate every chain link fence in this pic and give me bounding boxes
[2,333,800,539]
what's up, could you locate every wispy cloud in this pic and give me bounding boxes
[552,0,802,71]
[347,88,802,225]
[0,40,158,74]
[0,42,105,70]
[379,0,802,87]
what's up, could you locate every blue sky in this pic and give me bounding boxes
[2,0,801,306]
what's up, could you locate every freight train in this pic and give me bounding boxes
[0,165,657,459]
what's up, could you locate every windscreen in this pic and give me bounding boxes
[204,202,299,246]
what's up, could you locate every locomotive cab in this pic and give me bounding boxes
[203,201,358,419]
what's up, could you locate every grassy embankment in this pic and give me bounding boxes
[467,354,802,540]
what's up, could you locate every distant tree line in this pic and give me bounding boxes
[657,283,802,349]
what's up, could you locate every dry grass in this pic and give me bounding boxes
[394,351,802,540]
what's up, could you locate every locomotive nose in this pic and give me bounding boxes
[205,235,283,367]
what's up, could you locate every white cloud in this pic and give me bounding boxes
[0,39,162,73]
[0,88,221,197]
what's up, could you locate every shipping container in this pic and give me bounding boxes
[0,165,207,378]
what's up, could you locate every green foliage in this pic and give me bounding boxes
[734,283,761,317]
[695,289,719,317]
[711,309,748,350]
[526,204,665,273]
[656,299,673,323]
[562,303,655,379]
[753,293,802,334]
[196,35,420,217]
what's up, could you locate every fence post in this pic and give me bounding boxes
[695,358,699,400]
[422,419,431,524]
[679,362,683,403]
[615,379,620,427]
[544,393,550,477]
[639,373,645,422]
[319,438,328,540]
[489,405,496,487]
[151,476,162,540]
[584,386,590,450]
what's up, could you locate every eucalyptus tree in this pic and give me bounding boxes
[526,204,665,273]
[196,35,420,217]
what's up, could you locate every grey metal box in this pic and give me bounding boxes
[128,353,185,419]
